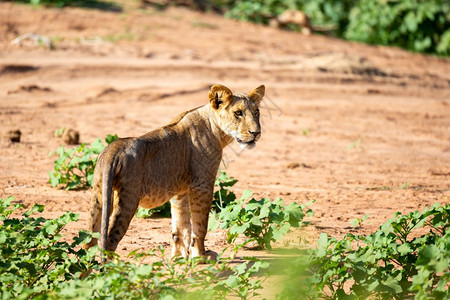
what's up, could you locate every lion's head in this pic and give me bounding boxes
[209,84,265,149]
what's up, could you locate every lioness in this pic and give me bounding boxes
[84,84,265,260]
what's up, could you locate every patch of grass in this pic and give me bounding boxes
[347,136,362,150]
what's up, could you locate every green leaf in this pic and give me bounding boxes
[90,138,105,154]
[404,11,418,32]
[224,274,240,288]
[397,243,412,255]
[240,189,253,200]
[105,134,118,145]
[49,171,61,187]
[208,212,220,232]
[382,275,402,294]
[135,264,153,276]
[317,233,329,257]
[23,203,44,217]
[73,230,94,246]
[230,223,249,235]
[43,222,58,235]
[249,216,262,226]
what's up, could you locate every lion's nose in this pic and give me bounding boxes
[249,130,260,137]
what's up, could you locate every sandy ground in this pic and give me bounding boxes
[1,2,449,260]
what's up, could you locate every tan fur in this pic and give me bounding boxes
[83,84,265,260]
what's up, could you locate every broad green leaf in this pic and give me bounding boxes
[43,222,58,235]
[317,233,329,257]
[240,189,253,200]
[23,203,44,217]
[381,275,402,294]
[90,138,105,154]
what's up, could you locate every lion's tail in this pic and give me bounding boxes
[100,159,116,259]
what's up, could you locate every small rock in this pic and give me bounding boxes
[8,129,21,143]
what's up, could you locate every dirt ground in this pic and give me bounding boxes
[1,2,449,260]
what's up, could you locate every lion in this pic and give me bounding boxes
[83,84,265,261]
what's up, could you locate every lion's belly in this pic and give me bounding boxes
[139,194,171,209]
[135,157,191,209]
[138,180,189,209]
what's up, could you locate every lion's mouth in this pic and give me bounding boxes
[236,138,256,146]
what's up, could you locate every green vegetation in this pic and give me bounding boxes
[283,203,449,299]
[0,196,268,299]
[135,203,171,218]
[23,0,73,8]
[214,0,449,55]
[218,0,354,32]
[209,190,313,249]
[3,190,449,298]
[346,0,450,55]
[49,134,117,190]
[0,196,98,298]
[348,136,362,150]
[212,170,238,211]
[11,0,123,11]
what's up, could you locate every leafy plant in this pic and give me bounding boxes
[307,203,450,299]
[212,169,238,211]
[29,0,73,8]
[215,0,355,33]
[135,202,171,219]
[0,196,99,298]
[49,134,117,190]
[346,0,450,55]
[349,214,369,229]
[209,190,314,249]
[215,0,449,55]
[0,196,269,299]
[51,247,268,300]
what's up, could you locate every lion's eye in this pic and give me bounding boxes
[234,111,243,117]
[255,109,260,116]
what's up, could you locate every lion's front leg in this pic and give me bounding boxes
[170,192,191,258]
[188,187,218,261]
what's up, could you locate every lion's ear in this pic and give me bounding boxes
[209,84,232,110]
[249,85,265,106]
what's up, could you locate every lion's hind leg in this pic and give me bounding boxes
[106,189,140,251]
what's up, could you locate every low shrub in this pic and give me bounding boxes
[346,0,450,55]
[49,134,117,190]
[279,203,450,299]
[215,0,450,55]
[209,189,314,249]
[0,196,268,299]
